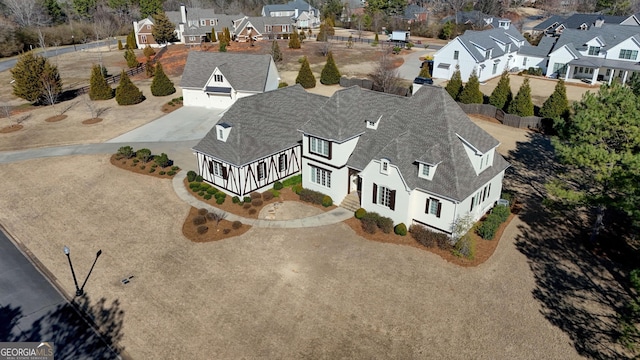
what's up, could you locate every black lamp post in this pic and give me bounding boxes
[63,246,102,297]
[72,35,76,51]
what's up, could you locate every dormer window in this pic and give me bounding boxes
[588,46,600,55]
[366,116,380,130]
[418,162,437,180]
[485,49,492,59]
[421,165,430,177]
[381,159,390,174]
[216,123,232,142]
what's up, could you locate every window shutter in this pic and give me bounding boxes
[389,190,396,211]
[208,161,213,174]
[372,183,377,204]
[487,184,491,198]
[222,166,228,180]
[436,202,442,218]
[425,198,430,213]
[328,142,332,160]
[470,196,475,211]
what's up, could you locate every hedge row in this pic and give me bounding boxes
[477,205,510,240]
[353,208,406,236]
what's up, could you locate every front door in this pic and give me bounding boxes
[348,168,359,193]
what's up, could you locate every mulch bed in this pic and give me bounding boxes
[82,118,103,124]
[182,207,251,242]
[183,178,335,219]
[161,103,183,113]
[0,125,23,133]
[344,213,517,267]
[45,114,67,122]
[110,154,179,179]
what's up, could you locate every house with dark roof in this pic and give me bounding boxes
[532,13,640,36]
[193,85,510,234]
[180,52,280,109]
[546,23,640,84]
[261,0,320,28]
[432,19,531,81]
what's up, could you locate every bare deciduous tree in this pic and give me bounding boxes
[83,95,109,119]
[369,51,402,95]
[1,102,13,121]
[4,0,49,27]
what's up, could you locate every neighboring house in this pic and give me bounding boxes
[432,19,529,82]
[441,11,494,28]
[546,24,640,84]
[193,85,510,235]
[261,0,320,28]
[403,5,429,24]
[133,5,295,48]
[341,0,365,22]
[532,13,640,36]
[180,52,280,109]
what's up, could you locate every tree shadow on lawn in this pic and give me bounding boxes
[0,295,126,359]
[506,132,635,359]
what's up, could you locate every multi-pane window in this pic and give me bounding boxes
[278,154,287,172]
[619,49,638,60]
[485,50,491,59]
[425,198,441,217]
[492,63,498,74]
[310,165,330,187]
[588,46,600,55]
[453,50,459,60]
[257,162,266,180]
[522,57,527,66]
[209,161,223,177]
[378,186,393,208]
[214,74,223,82]
[422,165,430,176]
[310,137,329,157]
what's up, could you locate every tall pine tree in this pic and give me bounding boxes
[210,27,217,42]
[445,65,463,101]
[115,70,144,105]
[152,12,176,44]
[140,0,163,18]
[124,48,139,68]
[89,64,113,100]
[126,30,137,49]
[508,78,534,116]
[320,51,341,85]
[11,52,62,104]
[289,31,301,49]
[296,57,316,89]
[271,41,282,63]
[540,79,569,120]
[151,62,176,96]
[458,69,483,104]
[489,71,512,110]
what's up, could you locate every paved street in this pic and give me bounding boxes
[0,228,122,359]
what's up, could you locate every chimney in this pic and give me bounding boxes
[295,8,299,18]
[595,17,604,27]
[180,4,187,24]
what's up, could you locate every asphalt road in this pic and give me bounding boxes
[0,228,122,359]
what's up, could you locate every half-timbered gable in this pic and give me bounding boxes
[193,85,327,197]
[180,52,280,109]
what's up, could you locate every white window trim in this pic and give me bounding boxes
[257,162,266,180]
[378,186,392,208]
[310,137,329,157]
[380,159,389,174]
[310,165,331,188]
[212,161,223,177]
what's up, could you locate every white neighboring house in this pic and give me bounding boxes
[432,19,549,82]
[546,24,640,85]
[180,52,280,109]
[261,0,320,28]
[193,84,510,235]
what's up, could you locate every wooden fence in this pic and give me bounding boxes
[457,103,542,129]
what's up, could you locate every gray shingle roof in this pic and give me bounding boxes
[263,0,317,16]
[518,36,556,57]
[550,24,640,54]
[533,15,566,31]
[456,26,525,61]
[563,13,627,29]
[193,85,327,166]
[180,52,274,92]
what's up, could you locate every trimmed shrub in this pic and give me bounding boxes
[171,166,180,171]
[167,170,176,176]
[214,192,225,200]
[232,221,242,229]
[282,175,302,186]
[243,203,252,209]
[394,223,407,236]
[243,196,252,203]
[299,188,325,205]
[193,215,206,225]
[195,175,203,182]
[117,146,135,159]
[321,195,333,207]
[436,235,453,250]
[248,208,257,215]
[140,165,146,170]
[149,168,156,173]
[410,225,449,248]
[117,39,124,50]
[492,205,511,223]
[136,148,152,163]
[320,51,341,85]
[196,225,208,234]
[278,82,288,88]
[295,56,316,89]
[377,216,394,234]
[250,192,262,199]
[477,215,501,240]
[205,212,216,221]
[143,45,155,58]
[273,181,283,190]
[154,153,170,168]
[199,183,211,190]
[206,187,218,195]
[263,192,274,201]
[292,184,303,194]
[232,196,241,204]
[216,197,225,204]
[151,62,176,97]
[187,171,197,181]
[115,70,144,106]
[453,236,475,259]
[159,171,166,175]
[204,194,212,200]
[223,229,231,234]
[361,212,379,234]
[197,208,208,216]
[354,208,366,219]
[189,182,201,190]
[198,191,205,196]
[270,189,280,198]
[252,199,263,207]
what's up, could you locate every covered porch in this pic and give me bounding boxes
[563,57,640,85]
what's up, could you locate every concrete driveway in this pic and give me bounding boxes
[398,48,437,81]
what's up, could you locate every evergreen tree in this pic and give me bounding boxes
[145,58,155,77]
[126,30,136,49]
[11,52,62,104]
[445,65,463,101]
[143,45,155,59]
[151,62,176,96]
[508,78,534,116]
[271,41,282,63]
[489,71,512,110]
[152,12,176,44]
[223,27,231,46]
[115,70,144,105]
[210,27,217,42]
[373,33,379,45]
[540,79,569,120]
[124,48,139,68]
[89,64,113,100]
[43,0,66,24]
[140,0,163,18]
[295,57,316,89]
[418,64,431,78]
[320,51,341,85]
[117,39,124,50]
[458,69,483,104]
[627,71,640,96]
[289,31,301,49]
[317,26,327,41]
[219,42,227,52]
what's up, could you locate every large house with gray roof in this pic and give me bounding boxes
[180,52,280,109]
[193,85,509,234]
[546,23,640,84]
[532,13,640,36]
[133,5,294,48]
[261,0,320,28]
